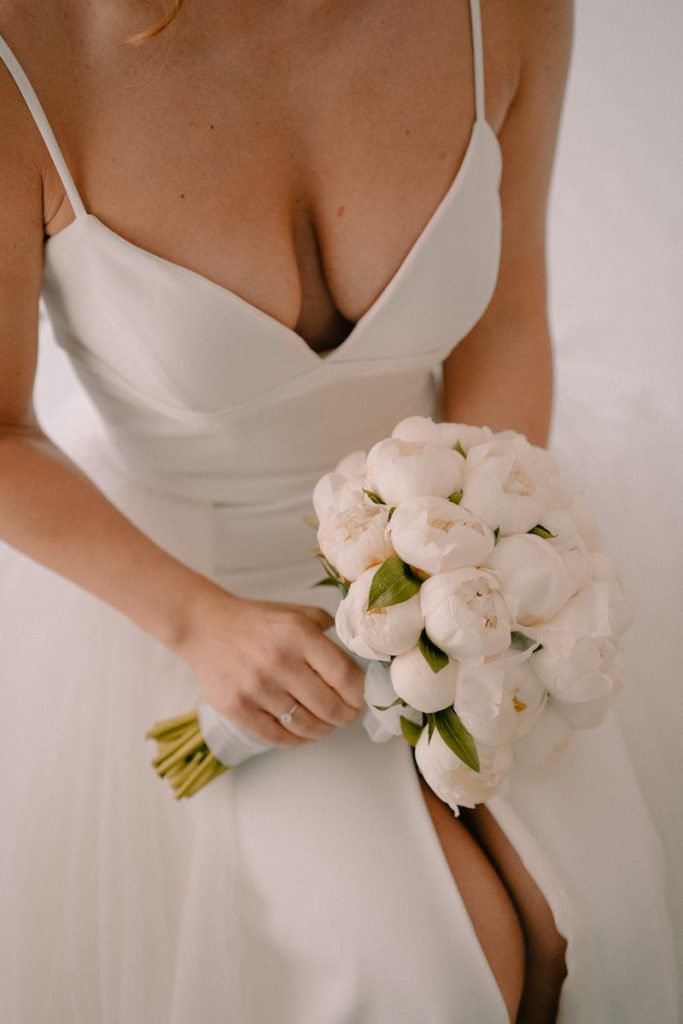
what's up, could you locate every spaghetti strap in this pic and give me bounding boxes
[0,15,486,222]
[469,0,486,122]
[0,33,87,219]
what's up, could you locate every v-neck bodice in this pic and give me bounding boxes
[0,5,501,506]
[39,117,500,411]
[41,115,498,370]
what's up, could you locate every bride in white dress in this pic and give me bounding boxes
[0,1,678,1021]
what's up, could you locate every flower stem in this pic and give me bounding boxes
[145,709,199,739]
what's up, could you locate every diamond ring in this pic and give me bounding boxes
[279,702,300,726]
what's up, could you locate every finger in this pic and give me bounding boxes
[295,604,336,631]
[230,703,310,749]
[254,672,342,735]
[288,666,361,727]
[304,634,366,710]
[271,697,334,741]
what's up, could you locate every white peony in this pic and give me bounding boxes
[460,436,552,535]
[454,657,547,746]
[312,450,367,523]
[335,450,368,479]
[365,438,464,506]
[389,645,459,713]
[543,580,612,639]
[335,565,424,661]
[362,661,423,742]
[485,533,576,626]
[388,496,495,575]
[554,639,623,730]
[420,567,515,663]
[530,632,619,705]
[391,416,493,453]
[317,504,394,582]
[521,440,559,480]
[588,552,633,635]
[540,510,592,591]
[542,474,575,513]
[415,728,513,814]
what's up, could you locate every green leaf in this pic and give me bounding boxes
[387,506,396,521]
[372,697,407,711]
[433,708,480,772]
[400,716,424,748]
[313,551,350,596]
[363,488,385,505]
[418,629,449,673]
[313,577,349,596]
[314,549,337,578]
[493,527,500,543]
[367,556,422,610]
[532,643,544,653]
[448,490,463,504]
[427,713,436,742]
[528,524,557,539]
[510,630,537,653]
[453,440,467,459]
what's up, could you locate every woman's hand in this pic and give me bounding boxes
[177,585,366,748]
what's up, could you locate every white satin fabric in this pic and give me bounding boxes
[0,4,679,1021]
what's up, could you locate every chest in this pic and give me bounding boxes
[34,0,517,350]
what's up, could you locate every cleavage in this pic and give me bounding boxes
[289,201,357,353]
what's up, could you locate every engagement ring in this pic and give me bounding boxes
[279,702,300,726]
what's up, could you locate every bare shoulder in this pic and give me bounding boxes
[517,0,574,37]
[0,2,64,215]
[514,0,574,96]
[0,9,43,235]
[495,0,574,228]
[0,2,54,425]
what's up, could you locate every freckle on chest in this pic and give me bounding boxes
[337,204,346,217]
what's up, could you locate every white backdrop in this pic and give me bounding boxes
[33,0,683,999]
[548,0,683,997]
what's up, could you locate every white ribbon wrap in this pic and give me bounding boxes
[197,700,273,767]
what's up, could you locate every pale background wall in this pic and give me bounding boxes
[32,0,683,992]
[544,0,683,992]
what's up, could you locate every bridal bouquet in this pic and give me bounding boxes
[147,416,631,812]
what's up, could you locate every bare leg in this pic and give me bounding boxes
[418,774,525,1023]
[461,804,568,1024]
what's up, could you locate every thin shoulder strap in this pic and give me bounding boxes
[0,34,87,218]
[468,0,486,123]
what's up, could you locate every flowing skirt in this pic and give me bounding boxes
[0,408,678,1023]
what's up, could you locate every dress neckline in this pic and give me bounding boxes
[44,120,498,366]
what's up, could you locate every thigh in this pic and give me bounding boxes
[417,774,525,1024]
[460,804,568,1024]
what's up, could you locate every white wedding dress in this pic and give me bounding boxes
[0,5,678,1022]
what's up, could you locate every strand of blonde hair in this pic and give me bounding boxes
[125,0,187,46]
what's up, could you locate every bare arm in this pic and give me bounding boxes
[442,0,574,447]
[0,60,362,742]
[0,69,218,651]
